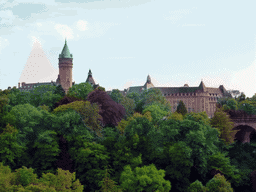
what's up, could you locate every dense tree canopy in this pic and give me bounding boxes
[67,82,94,100]
[87,89,126,128]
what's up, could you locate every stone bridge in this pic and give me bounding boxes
[228,110,256,144]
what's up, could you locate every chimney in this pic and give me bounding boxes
[18,82,20,88]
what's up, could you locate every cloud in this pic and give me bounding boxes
[181,24,205,27]
[54,24,74,40]
[163,7,197,24]
[229,61,256,98]
[0,37,10,54]
[0,10,17,25]
[76,20,88,31]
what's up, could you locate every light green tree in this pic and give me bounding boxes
[119,163,171,192]
[205,173,233,192]
[67,82,94,100]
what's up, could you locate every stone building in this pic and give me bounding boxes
[107,75,232,118]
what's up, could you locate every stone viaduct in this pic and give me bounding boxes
[228,110,256,144]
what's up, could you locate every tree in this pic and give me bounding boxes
[119,96,136,120]
[184,111,211,126]
[67,82,94,100]
[187,180,207,192]
[0,162,84,191]
[96,165,123,192]
[161,141,193,192]
[0,124,25,169]
[52,95,85,110]
[53,84,66,97]
[205,173,233,192]
[95,86,106,92]
[140,88,172,113]
[167,111,183,121]
[52,100,103,137]
[110,89,124,104]
[210,107,239,146]
[206,151,241,187]
[237,92,246,102]
[176,100,187,116]
[126,92,140,106]
[142,103,169,127]
[116,112,152,136]
[68,139,110,191]
[86,90,126,128]
[119,164,172,192]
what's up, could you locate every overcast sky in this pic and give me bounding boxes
[0,0,255,97]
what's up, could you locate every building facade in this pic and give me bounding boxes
[107,75,232,118]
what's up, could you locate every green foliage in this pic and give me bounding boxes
[110,89,124,104]
[168,111,183,121]
[0,162,84,191]
[176,100,187,116]
[126,92,140,105]
[238,101,256,115]
[29,130,60,177]
[67,82,94,100]
[210,108,238,146]
[237,92,246,102]
[142,103,169,126]
[162,141,193,192]
[8,89,31,106]
[207,152,241,187]
[68,139,110,191]
[119,96,136,120]
[52,109,96,143]
[184,111,211,126]
[205,173,233,192]
[0,124,25,168]
[53,84,66,97]
[95,86,106,92]
[124,116,155,140]
[134,88,171,114]
[52,100,103,137]
[188,180,207,192]
[96,165,123,192]
[119,164,171,192]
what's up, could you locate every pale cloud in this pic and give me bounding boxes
[163,7,197,24]
[54,24,74,40]
[181,24,205,27]
[76,20,88,31]
[0,37,10,54]
[229,61,256,98]
[0,10,17,25]
[36,22,42,27]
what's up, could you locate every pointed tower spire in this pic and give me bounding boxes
[199,80,206,90]
[88,69,92,76]
[59,39,73,58]
[86,69,95,86]
[147,74,151,83]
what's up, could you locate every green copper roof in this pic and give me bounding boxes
[59,39,73,58]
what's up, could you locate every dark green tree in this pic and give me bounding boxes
[176,100,187,116]
[110,89,124,104]
[119,96,136,120]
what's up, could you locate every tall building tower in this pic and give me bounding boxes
[58,39,73,94]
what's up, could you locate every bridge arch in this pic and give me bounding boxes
[232,125,256,143]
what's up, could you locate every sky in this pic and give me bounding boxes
[0,0,256,98]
